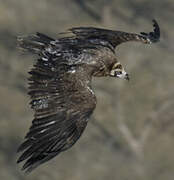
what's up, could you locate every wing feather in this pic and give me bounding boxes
[70,19,160,47]
[17,36,96,172]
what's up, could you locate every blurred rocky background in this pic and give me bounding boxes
[0,0,174,179]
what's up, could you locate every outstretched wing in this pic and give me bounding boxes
[70,19,160,48]
[17,36,96,172]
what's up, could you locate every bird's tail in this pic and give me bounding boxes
[17,32,54,54]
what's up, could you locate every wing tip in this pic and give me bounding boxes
[140,19,160,44]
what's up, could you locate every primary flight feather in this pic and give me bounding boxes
[17,20,160,172]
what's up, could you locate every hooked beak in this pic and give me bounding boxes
[125,73,130,81]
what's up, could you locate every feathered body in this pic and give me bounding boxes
[17,20,160,172]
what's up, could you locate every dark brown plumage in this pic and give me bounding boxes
[17,20,160,172]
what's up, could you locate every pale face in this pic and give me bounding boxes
[110,62,129,80]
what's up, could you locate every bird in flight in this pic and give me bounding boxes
[17,20,160,173]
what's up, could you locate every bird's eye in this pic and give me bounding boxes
[115,71,122,76]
